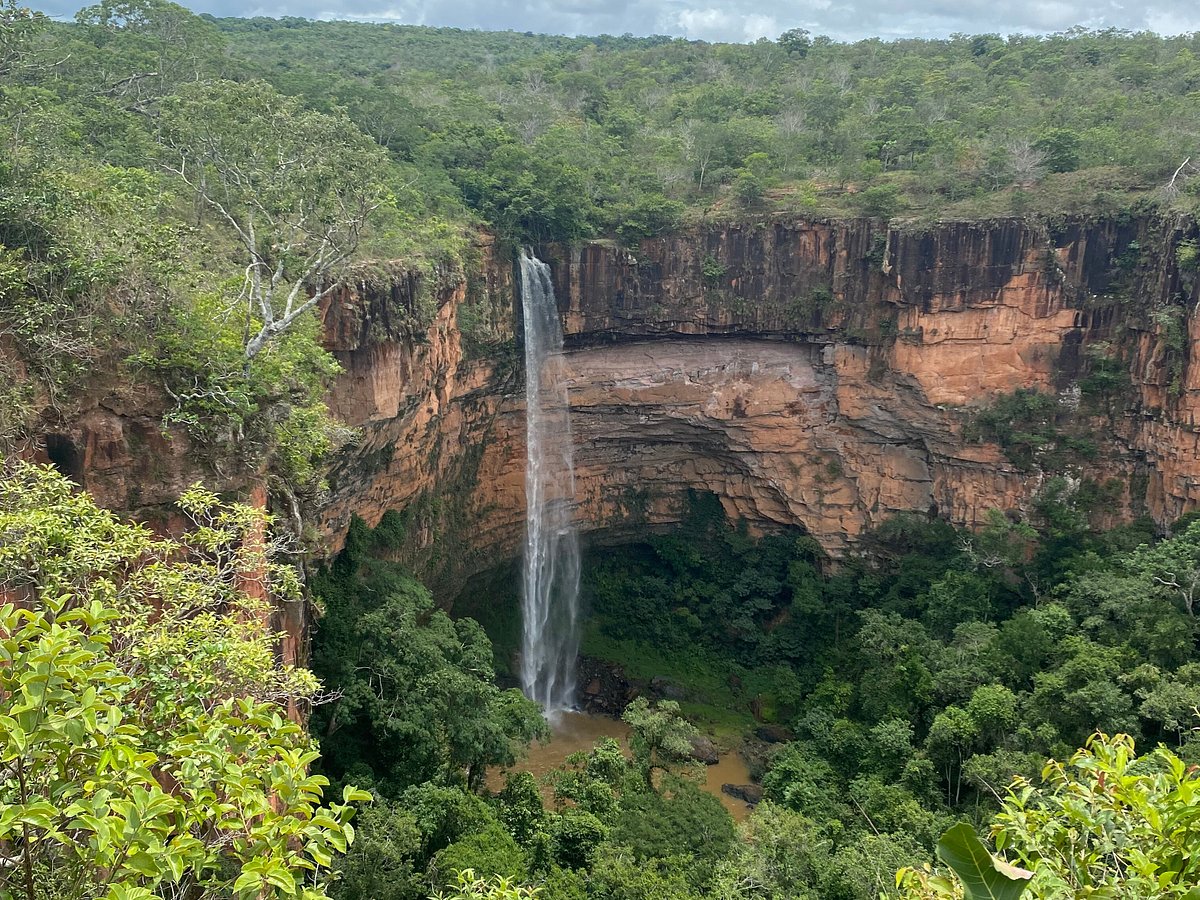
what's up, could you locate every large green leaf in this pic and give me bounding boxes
[936,823,1034,900]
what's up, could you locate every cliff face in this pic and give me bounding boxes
[319,215,1200,593]
[21,216,1199,597]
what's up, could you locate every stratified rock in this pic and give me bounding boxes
[315,217,1200,597]
[23,218,1200,603]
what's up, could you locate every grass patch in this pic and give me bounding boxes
[582,621,758,740]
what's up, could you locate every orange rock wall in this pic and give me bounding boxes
[18,217,1199,598]
[318,216,1200,594]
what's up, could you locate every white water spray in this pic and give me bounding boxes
[519,249,581,713]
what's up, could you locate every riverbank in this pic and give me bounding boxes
[488,710,757,821]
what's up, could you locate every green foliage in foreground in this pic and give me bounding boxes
[933,823,1032,900]
[0,464,368,900]
[895,734,1200,899]
[10,469,1199,900]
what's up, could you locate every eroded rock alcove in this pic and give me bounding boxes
[23,215,1200,598]
[318,215,1200,595]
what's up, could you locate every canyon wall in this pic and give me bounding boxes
[319,214,1200,594]
[15,215,1199,598]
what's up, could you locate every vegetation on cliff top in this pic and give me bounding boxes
[214,17,1200,232]
[4,0,1200,486]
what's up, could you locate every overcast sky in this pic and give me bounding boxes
[42,0,1200,41]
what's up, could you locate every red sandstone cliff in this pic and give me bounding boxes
[319,215,1200,593]
[13,216,1200,599]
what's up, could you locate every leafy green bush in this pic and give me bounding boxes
[0,464,368,900]
[896,734,1200,899]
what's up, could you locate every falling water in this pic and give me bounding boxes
[519,249,581,713]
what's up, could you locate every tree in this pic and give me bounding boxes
[73,0,225,112]
[1004,139,1046,186]
[926,707,979,806]
[611,779,735,868]
[896,734,1200,898]
[0,463,368,900]
[1125,519,1200,616]
[778,28,812,58]
[583,847,704,900]
[710,803,829,899]
[1032,129,1081,173]
[1132,662,1200,744]
[159,79,390,361]
[621,698,700,791]
[0,0,46,78]
[431,870,540,900]
[334,799,427,900]
[309,544,546,795]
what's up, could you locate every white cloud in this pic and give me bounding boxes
[1145,4,1200,34]
[742,13,779,40]
[85,0,1200,41]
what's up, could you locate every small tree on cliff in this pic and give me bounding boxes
[159,79,389,362]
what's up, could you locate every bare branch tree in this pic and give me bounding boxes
[1163,156,1197,202]
[1005,138,1047,186]
[159,79,389,362]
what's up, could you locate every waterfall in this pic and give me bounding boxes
[519,249,581,713]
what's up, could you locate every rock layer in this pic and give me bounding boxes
[17,216,1200,598]
[321,216,1199,593]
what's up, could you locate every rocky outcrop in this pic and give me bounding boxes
[721,783,763,806]
[19,216,1200,600]
[321,215,1199,594]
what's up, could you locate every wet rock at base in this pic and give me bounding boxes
[721,783,763,805]
[754,724,795,744]
[576,657,632,715]
[688,735,720,765]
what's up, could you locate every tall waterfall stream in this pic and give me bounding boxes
[519,250,581,713]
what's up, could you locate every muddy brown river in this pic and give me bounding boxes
[488,710,756,821]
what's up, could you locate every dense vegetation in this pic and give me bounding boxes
[215,18,1200,235]
[0,0,466,486]
[0,464,370,900]
[5,2,1200,897]
[6,464,1200,898]
[295,485,1200,900]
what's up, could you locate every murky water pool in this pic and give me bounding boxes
[489,710,756,820]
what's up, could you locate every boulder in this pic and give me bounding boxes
[650,676,687,701]
[688,735,720,765]
[754,724,795,744]
[721,783,763,805]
